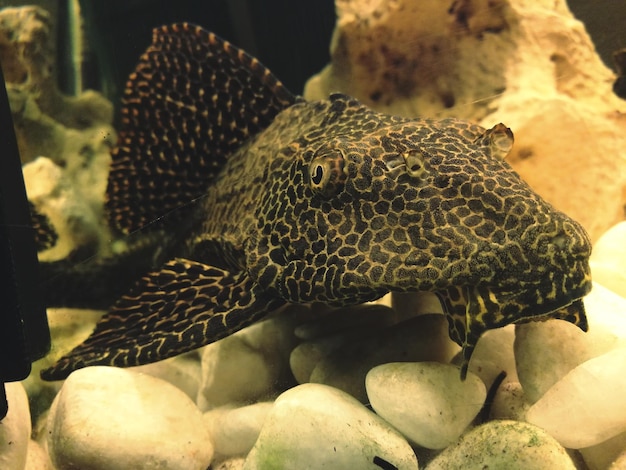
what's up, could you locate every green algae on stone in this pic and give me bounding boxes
[425,420,576,470]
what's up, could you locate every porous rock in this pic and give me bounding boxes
[0,382,31,470]
[243,383,418,469]
[23,156,107,261]
[0,5,115,260]
[0,6,114,163]
[366,362,486,449]
[46,366,213,470]
[526,347,626,449]
[425,420,576,470]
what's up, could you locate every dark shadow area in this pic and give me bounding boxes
[78,0,336,110]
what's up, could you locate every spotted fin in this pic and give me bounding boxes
[107,23,298,234]
[545,300,588,332]
[40,258,285,380]
[29,201,58,251]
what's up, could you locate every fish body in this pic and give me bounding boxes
[40,24,591,380]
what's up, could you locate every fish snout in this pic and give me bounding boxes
[553,219,592,260]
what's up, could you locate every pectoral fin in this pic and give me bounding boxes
[41,258,285,380]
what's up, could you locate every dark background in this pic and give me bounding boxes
[77,0,337,101]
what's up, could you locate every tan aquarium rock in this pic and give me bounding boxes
[305,0,626,240]
[0,5,115,258]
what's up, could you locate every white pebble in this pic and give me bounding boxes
[47,366,213,470]
[204,402,272,461]
[609,451,626,470]
[589,221,626,298]
[366,362,486,449]
[131,352,201,400]
[515,283,626,404]
[307,315,459,403]
[489,381,530,421]
[515,319,593,403]
[583,283,626,344]
[25,439,53,470]
[425,420,576,470]
[244,383,418,469]
[579,430,626,470]
[213,457,245,470]
[289,334,347,384]
[526,347,626,448]
[464,324,518,386]
[289,304,399,384]
[197,313,299,410]
[0,382,31,470]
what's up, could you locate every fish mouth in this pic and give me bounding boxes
[444,265,591,380]
[437,257,592,376]
[482,258,592,328]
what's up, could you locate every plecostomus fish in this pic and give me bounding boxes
[39,23,592,380]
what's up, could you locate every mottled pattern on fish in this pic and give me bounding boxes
[40,24,592,381]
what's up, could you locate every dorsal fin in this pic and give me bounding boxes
[107,23,297,234]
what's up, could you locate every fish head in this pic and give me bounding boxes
[248,96,591,368]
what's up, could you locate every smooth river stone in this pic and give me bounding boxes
[488,381,530,421]
[25,439,54,470]
[425,420,576,470]
[289,304,399,384]
[526,347,626,449]
[462,324,518,386]
[366,362,486,449]
[204,402,272,461]
[0,382,31,470]
[289,333,348,384]
[589,221,626,298]
[131,352,202,400]
[47,366,213,470]
[580,430,626,470]
[307,314,459,403]
[515,284,626,404]
[197,311,301,410]
[244,383,418,470]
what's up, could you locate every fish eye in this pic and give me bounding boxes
[308,148,346,197]
[311,163,325,185]
[403,150,426,178]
